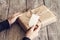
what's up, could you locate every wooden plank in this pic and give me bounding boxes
[0,0,9,40]
[6,24,25,40]
[6,0,26,40]
[44,0,60,40]
[0,0,8,21]
[8,0,26,16]
[26,0,43,10]
[26,0,48,40]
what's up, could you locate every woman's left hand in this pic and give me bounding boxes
[8,12,22,25]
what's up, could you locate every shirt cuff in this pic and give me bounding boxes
[22,37,30,40]
[0,20,10,30]
[3,20,10,29]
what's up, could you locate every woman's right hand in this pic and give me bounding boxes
[26,22,41,40]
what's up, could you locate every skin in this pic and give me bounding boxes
[8,12,23,25]
[26,22,41,40]
[8,13,41,40]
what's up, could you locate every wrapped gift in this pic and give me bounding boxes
[18,5,57,32]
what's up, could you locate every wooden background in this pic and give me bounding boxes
[0,0,60,40]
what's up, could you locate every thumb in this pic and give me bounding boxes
[15,13,23,18]
[18,14,23,17]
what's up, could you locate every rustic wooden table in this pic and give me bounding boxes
[0,0,59,40]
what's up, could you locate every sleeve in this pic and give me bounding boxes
[0,20,10,32]
[22,37,30,40]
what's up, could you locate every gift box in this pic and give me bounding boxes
[18,5,57,32]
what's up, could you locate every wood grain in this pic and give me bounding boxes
[0,0,59,40]
[44,0,60,40]
[0,0,8,21]
[8,0,26,16]
[26,0,43,10]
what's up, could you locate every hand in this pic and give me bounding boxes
[8,12,23,25]
[26,22,41,40]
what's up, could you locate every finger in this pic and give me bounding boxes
[18,14,23,17]
[37,22,41,29]
[13,12,20,16]
[33,25,38,31]
[14,13,23,18]
[34,22,41,32]
[14,12,23,16]
[34,25,39,31]
[30,25,36,31]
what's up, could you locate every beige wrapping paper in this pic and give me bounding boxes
[18,5,57,32]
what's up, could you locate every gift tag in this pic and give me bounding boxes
[29,14,39,27]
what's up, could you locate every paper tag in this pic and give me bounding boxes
[29,14,39,27]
